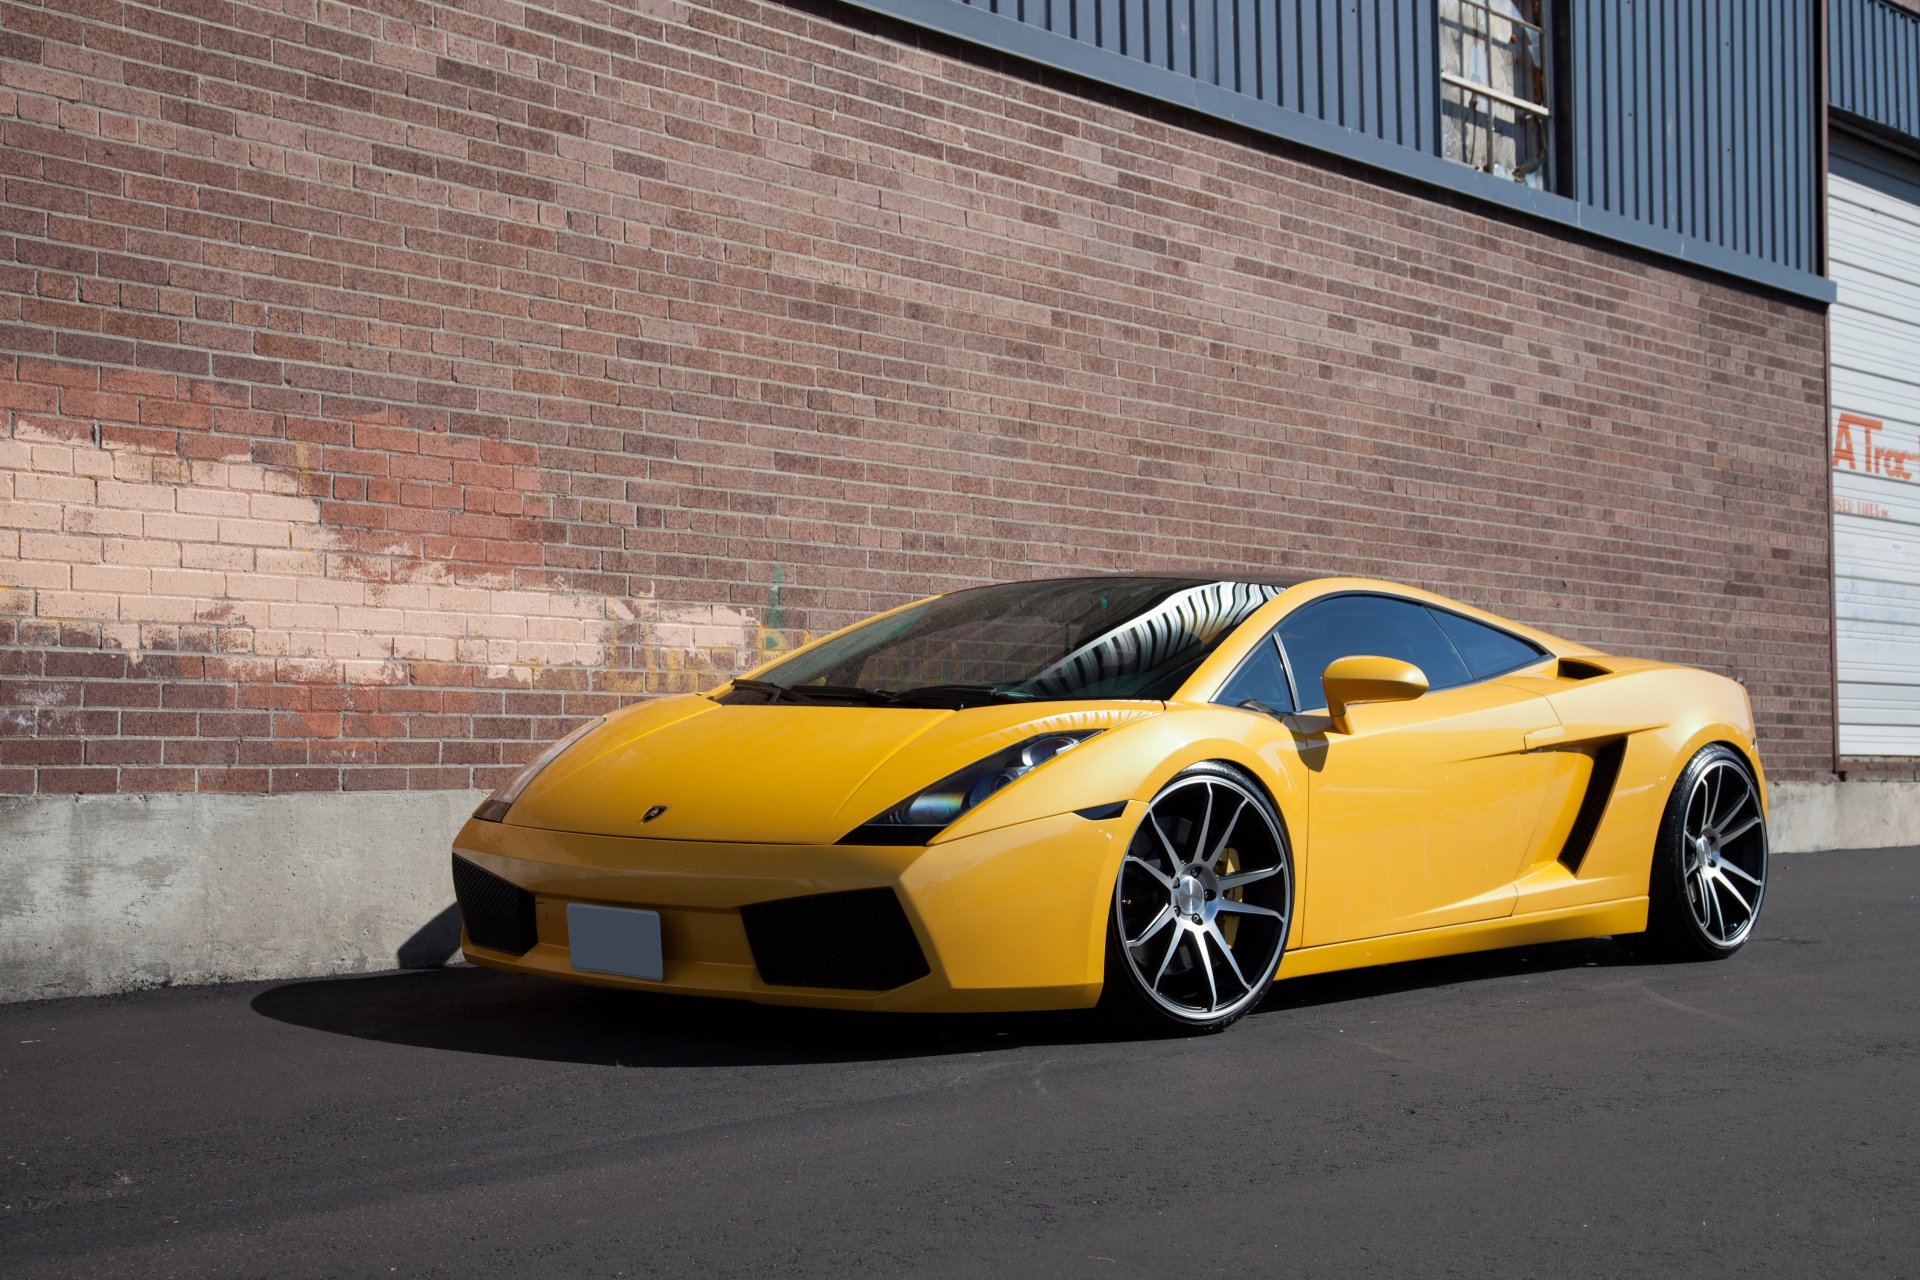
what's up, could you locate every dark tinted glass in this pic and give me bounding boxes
[1429,608,1546,678]
[756,578,1280,701]
[1216,636,1294,714]
[1277,595,1472,710]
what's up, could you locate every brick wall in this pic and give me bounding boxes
[1,0,1832,795]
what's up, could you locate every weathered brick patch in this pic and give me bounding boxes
[0,359,769,793]
[2,0,1832,795]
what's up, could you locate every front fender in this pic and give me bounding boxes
[936,705,1308,845]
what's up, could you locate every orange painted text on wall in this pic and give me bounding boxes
[1833,411,1917,480]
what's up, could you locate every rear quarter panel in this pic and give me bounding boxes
[1497,660,1766,903]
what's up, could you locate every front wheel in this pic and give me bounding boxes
[1619,744,1768,961]
[1100,763,1294,1034]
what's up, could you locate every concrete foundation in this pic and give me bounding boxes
[1768,779,1920,855]
[0,781,1912,1003]
[0,790,485,1003]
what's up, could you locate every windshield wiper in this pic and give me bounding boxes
[729,679,1030,708]
[727,678,894,706]
[728,678,800,703]
[801,683,896,704]
[884,683,1035,708]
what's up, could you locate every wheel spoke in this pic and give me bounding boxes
[1193,928,1219,1010]
[1151,925,1184,990]
[1712,871,1753,921]
[1707,767,1724,834]
[1147,813,1182,868]
[1193,785,1214,868]
[1207,921,1252,993]
[1719,857,1763,888]
[1125,853,1176,890]
[1707,876,1727,938]
[1719,815,1762,845]
[1218,863,1281,892]
[1712,783,1752,833]
[1689,870,1712,927]
[1685,778,1708,841]
[1216,899,1282,922]
[1126,902,1174,949]
[1716,776,1750,831]
[1204,797,1250,870]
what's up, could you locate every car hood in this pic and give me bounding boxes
[503,694,1159,844]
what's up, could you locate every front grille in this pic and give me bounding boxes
[452,855,538,956]
[739,888,931,991]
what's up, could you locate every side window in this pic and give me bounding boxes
[1428,608,1547,679]
[1276,595,1472,711]
[1216,636,1295,715]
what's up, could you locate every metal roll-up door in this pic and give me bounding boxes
[1829,134,1920,758]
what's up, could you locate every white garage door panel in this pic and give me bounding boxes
[1829,136,1920,760]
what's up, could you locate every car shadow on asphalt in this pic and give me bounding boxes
[248,937,1642,1068]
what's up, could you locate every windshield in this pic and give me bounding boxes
[732,578,1282,705]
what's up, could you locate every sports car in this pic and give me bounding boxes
[450,575,1769,1032]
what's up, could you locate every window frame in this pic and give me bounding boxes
[1427,601,1555,682]
[1438,0,1571,197]
[1212,630,1297,718]
[1243,591,1551,715]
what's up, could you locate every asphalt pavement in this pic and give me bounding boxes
[3,848,1917,1279]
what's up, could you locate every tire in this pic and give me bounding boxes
[1616,743,1768,961]
[1099,762,1294,1034]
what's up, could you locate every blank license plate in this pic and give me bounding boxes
[566,904,664,981]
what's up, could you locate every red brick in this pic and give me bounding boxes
[270,766,341,792]
[35,767,119,792]
[196,768,271,793]
[118,767,197,792]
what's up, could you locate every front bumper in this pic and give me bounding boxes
[452,805,1138,1012]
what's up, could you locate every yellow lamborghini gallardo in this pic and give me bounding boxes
[451,576,1769,1033]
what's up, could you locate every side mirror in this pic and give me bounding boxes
[1322,655,1428,734]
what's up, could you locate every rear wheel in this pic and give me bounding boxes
[1101,763,1293,1034]
[1618,744,1768,961]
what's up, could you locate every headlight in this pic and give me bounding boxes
[844,731,1101,844]
[472,717,605,823]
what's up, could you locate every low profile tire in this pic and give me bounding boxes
[1617,743,1768,961]
[1100,763,1294,1035]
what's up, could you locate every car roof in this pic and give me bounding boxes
[996,572,1314,592]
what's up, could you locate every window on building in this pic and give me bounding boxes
[1440,0,1552,189]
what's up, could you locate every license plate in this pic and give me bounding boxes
[566,904,664,981]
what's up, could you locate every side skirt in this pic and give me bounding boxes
[1274,897,1649,981]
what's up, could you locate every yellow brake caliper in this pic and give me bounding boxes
[1218,844,1241,948]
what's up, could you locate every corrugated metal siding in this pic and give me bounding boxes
[957,0,1437,153]
[1828,134,1920,757]
[1570,0,1820,277]
[932,0,1825,291]
[1830,0,1920,146]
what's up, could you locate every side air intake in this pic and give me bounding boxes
[452,855,538,956]
[1558,658,1611,680]
[1557,740,1627,872]
[740,888,931,991]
